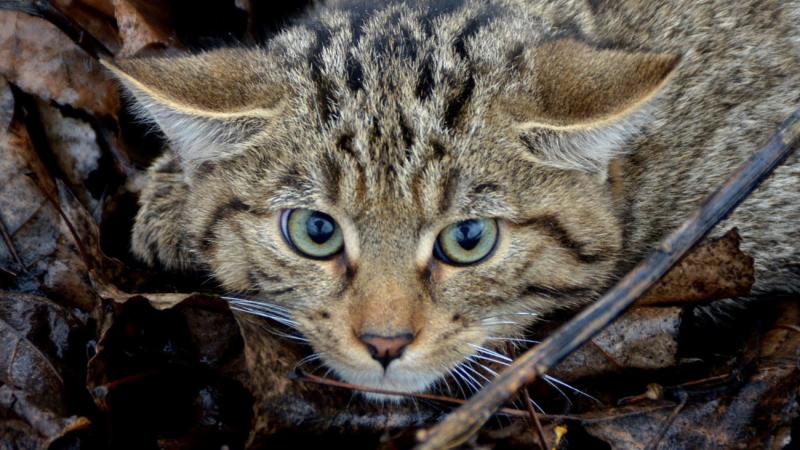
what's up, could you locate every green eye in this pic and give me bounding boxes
[280,209,344,259]
[434,218,498,266]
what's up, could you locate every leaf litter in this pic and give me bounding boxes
[0,2,796,449]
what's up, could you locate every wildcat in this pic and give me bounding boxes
[108,0,800,396]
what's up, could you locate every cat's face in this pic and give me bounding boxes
[181,124,622,394]
[113,2,676,394]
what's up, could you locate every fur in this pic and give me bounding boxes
[110,0,799,395]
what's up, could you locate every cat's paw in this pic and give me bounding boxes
[131,153,197,271]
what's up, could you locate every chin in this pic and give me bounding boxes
[325,359,443,403]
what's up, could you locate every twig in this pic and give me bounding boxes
[507,342,550,449]
[0,266,17,279]
[522,388,549,449]
[292,369,530,419]
[415,108,800,450]
[0,215,25,272]
[644,391,688,450]
[25,174,94,271]
[0,0,112,60]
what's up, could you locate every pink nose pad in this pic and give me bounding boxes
[359,333,414,369]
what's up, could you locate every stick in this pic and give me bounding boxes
[415,109,800,450]
[292,370,531,419]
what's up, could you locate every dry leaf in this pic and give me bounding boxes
[0,292,92,448]
[637,229,754,306]
[112,0,178,57]
[0,11,119,117]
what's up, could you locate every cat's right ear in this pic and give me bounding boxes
[102,50,284,176]
[499,39,679,174]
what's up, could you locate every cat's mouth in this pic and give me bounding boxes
[321,353,444,399]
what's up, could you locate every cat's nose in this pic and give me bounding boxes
[359,333,414,369]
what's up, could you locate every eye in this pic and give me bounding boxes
[433,218,498,266]
[280,209,344,259]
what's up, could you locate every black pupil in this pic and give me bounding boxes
[454,220,484,250]
[306,212,335,244]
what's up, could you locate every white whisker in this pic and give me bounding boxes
[461,363,494,383]
[480,320,519,326]
[486,336,540,345]
[452,365,482,393]
[256,323,309,343]
[228,305,299,327]
[543,376,573,407]
[544,374,601,404]
[468,344,513,363]
[294,352,321,369]
[465,358,500,377]
[223,296,292,313]
[528,397,545,413]
[468,353,510,367]
[481,312,539,320]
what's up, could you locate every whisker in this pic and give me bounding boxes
[442,365,469,399]
[223,296,292,313]
[486,337,541,345]
[481,312,539,320]
[294,352,321,369]
[452,365,482,393]
[464,359,500,378]
[228,305,300,327]
[255,323,310,343]
[468,353,510,367]
[480,320,519,326]
[468,344,513,363]
[228,303,295,319]
[543,376,574,408]
[461,362,494,383]
[544,374,601,404]
[528,397,545,414]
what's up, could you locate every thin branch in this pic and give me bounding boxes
[644,391,688,450]
[415,108,800,450]
[292,370,531,419]
[0,215,25,272]
[507,342,550,449]
[0,266,17,279]
[522,387,548,449]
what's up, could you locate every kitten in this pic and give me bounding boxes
[108,0,800,395]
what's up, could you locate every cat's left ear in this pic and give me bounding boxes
[502,39,679,174]
[102,49,285,176]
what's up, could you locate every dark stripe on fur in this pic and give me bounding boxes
[415,55,435,100]
[520,215,610,264]
[200,198,250,251]
[444,75,475,130]
[439,167,461,214]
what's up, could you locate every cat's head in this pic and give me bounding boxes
[109,2,676,395]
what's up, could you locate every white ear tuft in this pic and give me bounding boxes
[101,50,284,176]
[501,39,678,174]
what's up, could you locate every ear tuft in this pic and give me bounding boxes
[502,39,679,173]
[102,49,285,176]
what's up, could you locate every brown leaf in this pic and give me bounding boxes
[87,294,252,449]
[0,82,99,311]
[0,292,92,447]
[0,11,119,117]
[637,229,754,306]
[37,101,103,212]
[52,0,122,54]
[581,301,800,449]
[550,307,682,381]
[112,0,178,57]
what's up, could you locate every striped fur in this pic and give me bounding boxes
[118,0,799,395]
